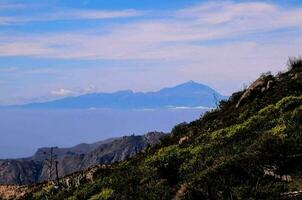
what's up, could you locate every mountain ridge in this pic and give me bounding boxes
[0,132,165,185]
[8,81,226,109]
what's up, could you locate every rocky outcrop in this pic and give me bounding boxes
[174,183,188,200]
[178,136,189,145]
[236,75,274,108]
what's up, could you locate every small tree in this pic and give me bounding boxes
[213,93,220,107]
[43,147,60,186]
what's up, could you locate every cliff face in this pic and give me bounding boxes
[0,132,164,185]
[0,159,43,184]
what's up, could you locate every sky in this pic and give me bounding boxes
[1,0,302,105]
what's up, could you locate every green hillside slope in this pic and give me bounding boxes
[15,59,302,200]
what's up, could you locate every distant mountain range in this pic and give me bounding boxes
[10,81,226,109]
[0,132,164,185]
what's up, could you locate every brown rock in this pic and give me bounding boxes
[174,183,188,200]
[179,136,189,145]
[236,78,267,108]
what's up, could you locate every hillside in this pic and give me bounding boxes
[1,59,302,200]
[0,132,164,185]
[10,81,226,109]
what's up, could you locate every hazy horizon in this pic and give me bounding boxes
[0,108,207,159]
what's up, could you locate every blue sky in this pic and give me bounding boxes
[1,0,302,105]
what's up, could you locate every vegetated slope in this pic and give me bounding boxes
[0,132,164,185]
[7,59,302,200]
[12,81,226,109]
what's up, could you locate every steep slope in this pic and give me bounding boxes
[11,81,226,109]
[18,59,302,200]
[0,132,164,185]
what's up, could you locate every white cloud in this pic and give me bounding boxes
[178,2,276,24]
[50,89,73,97]
[0,2,26,10]
[0,16,17,25]
[82,85,97,93]
[0,67,18,73]
[0,9,142,25]
[0,42,54,56]
[51,9,142,20]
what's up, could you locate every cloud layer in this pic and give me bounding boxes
[0,1,302,60]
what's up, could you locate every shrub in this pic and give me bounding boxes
[287,57,302,70]
[88,188,113,200]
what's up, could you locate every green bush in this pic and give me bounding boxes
[88,188,113,200]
